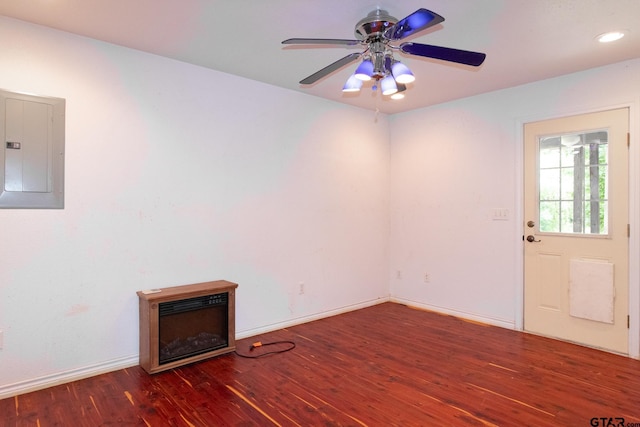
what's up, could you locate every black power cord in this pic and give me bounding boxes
[234,340,296,358]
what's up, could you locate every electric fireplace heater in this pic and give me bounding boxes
[137,280,237,374]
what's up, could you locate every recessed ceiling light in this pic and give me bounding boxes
[596,31,626,43]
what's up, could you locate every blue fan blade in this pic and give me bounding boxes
[400,43,486,66]
[384,8,444,40]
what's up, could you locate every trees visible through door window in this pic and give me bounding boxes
[538,130,608,234]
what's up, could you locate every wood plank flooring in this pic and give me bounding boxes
[2,302,640,426]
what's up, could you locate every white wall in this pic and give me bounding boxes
[2,15,639,400]
[0,17,391,397]
[389,58,640,342]
[389,99,519,325]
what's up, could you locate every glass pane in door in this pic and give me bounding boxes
[538,130,609,235]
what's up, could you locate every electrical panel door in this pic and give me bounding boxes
[0,90,64,208]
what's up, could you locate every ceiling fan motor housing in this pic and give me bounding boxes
[354,9,397,41]
[355,10,398,79]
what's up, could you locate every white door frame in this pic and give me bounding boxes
[514,100,640,359]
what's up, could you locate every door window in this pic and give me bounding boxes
[538,130,608,235]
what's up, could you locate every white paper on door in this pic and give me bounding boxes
[569,259,614,324]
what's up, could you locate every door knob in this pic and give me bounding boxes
[526,235,541,242]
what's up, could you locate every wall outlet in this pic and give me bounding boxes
[0,330,3,349]
[396,270,402,279]
[298,282,305,295]
[424,273,430,283]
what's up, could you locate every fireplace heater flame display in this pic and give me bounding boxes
[158,293,229,365]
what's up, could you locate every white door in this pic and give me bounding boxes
[524,108,629,354]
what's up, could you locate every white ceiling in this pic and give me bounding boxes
[1,0,639,114]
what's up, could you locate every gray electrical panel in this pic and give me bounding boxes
[0,90,65,208]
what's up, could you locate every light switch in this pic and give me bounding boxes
[492,208,510,221]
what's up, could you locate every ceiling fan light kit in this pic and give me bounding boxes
[282,8,486,101]
[342,74,364,92]
[380,74,398,95]
[354,59,374,81]
[390,83,407,100]
[391,61,415,84]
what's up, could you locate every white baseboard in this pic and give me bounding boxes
[0,355,139,400]
[236,296,391,339]
[390,297,516,330]
[1,297,391,400]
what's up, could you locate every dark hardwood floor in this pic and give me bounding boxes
[3,302,640,426]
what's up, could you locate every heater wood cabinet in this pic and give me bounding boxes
[137,280,238,374]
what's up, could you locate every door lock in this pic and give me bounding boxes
[527,220,535,228]
[526,235,541,243]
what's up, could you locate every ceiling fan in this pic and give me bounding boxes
[282,8,486,97]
